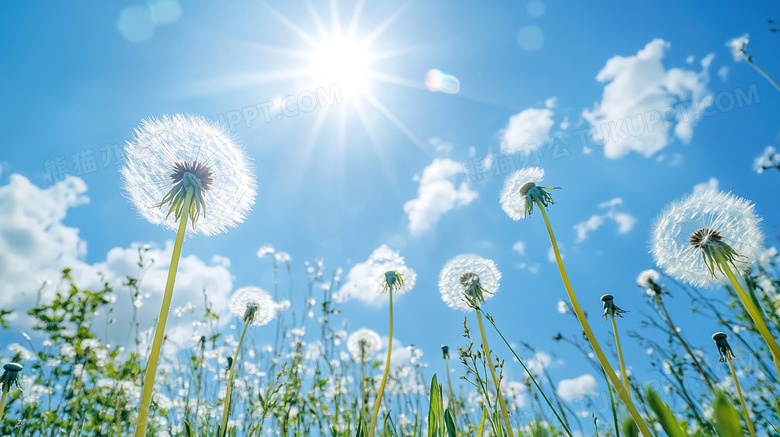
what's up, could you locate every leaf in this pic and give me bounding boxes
[713,390,742,437]
[444,409,457,437]
[428,374,441,437]
[645,386,685,437]
[621,417,639,437]
[477,406,487,437]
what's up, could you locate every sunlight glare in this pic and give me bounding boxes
[308,37,372,97]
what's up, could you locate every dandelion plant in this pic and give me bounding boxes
[347,328,382,420]
[120,114,256,436]
[651,190,780,378]
[439,254,514,437]
[601,294,630,396]
[500,167,652,436]
[220,286,275,436]
[712,332,757,437]
[368,270,414,437]
[0,363,23,423]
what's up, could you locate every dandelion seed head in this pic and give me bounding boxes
[120,114,256,237]
[651,190,763,288]
[636,269,660,288]
[346,328,381,362]
[228,286,275,326]
[500,167,559,220]
[439,254,501,312]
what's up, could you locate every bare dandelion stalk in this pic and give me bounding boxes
[368,287,393,437]
[537,203,652,436]
[0,363,23,424]
[601,295,630,396]
[714,332,757,437]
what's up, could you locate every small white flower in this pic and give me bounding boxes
[228,286,276,326]
[500,167,559,220]
[120,114,256,237]
[726,33,749,62]
[439,254,501,311]
[636,269,660,288]
[651,190,763,287]
[346,328,382,362]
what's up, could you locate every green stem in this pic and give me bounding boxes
[134,187,193,437]
[220,318,251,437]
[361,355,368,421]
[476,309,514,437]
[444,357,457,418]
[727,355,757,437]
[610,315,630,396]
[486,314,573,437]
[369,288,393,437]
[743,54,780,92]
[718,257,780,378]
[657,299,715,391]
[0,386,9,424]
[536,202,653,437]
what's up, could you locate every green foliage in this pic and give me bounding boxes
[645,386,685,437]
[712,391,742,437]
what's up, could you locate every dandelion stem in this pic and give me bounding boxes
[134,187,194,437]
[536,201,653,437]
[369,288,393,437]
[656,299,715,391]
[726,354,757,437]
[444,355,457,418]
[717,256,780,378]
[742,53,780,92]
[609,314,630,396]
[476,309,514,437]
[220,317,251,437]
[485,314,573,437]
[0,386,9,423]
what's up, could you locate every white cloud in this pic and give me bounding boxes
[726,34,749,62]
[693,177,719,193]
[335,244,416,306]
[557,374,597,401]
[403,158,478,235]
[718,66,729,82]
[573,198,636,243]
[545,97,557,109]
[517,262,540,274]
[685,55,694,64]
[512,240,526,256]
[0,174,234,347]
[429,137,453,155]
[500,107,555,154]
[559,116,570,130]
[582,39,712,159]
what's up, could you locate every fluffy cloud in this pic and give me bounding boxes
[582,39,712,159]
[500,107,555,154]
[726,34,749,62]
[557,373,597,401]
[573,198,637,243]
[334,244,416,306]
[693,177,719,193]
[512,240,526,256]
[403,158,478,235]
[0,174,234,346]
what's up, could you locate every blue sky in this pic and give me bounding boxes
[1,0,780,417]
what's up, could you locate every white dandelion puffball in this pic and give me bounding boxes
[120,114,257,237]
[636,269,660,288]
[228,286,276,326]
[439,254,501,312]
[500,167,546,220]
[651,190,764,288]
[347,328,382,362]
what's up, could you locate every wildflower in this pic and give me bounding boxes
[438,254,501,311]
[121,114,256,237]
[499,167,560,220]
[347,328,382,362]
[601,294,628,319]
[651,190,763,288]
[753,145,780,174]
[228,286,275,327]
[636,269,660,288]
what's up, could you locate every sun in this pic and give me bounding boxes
[307,36,372,97]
